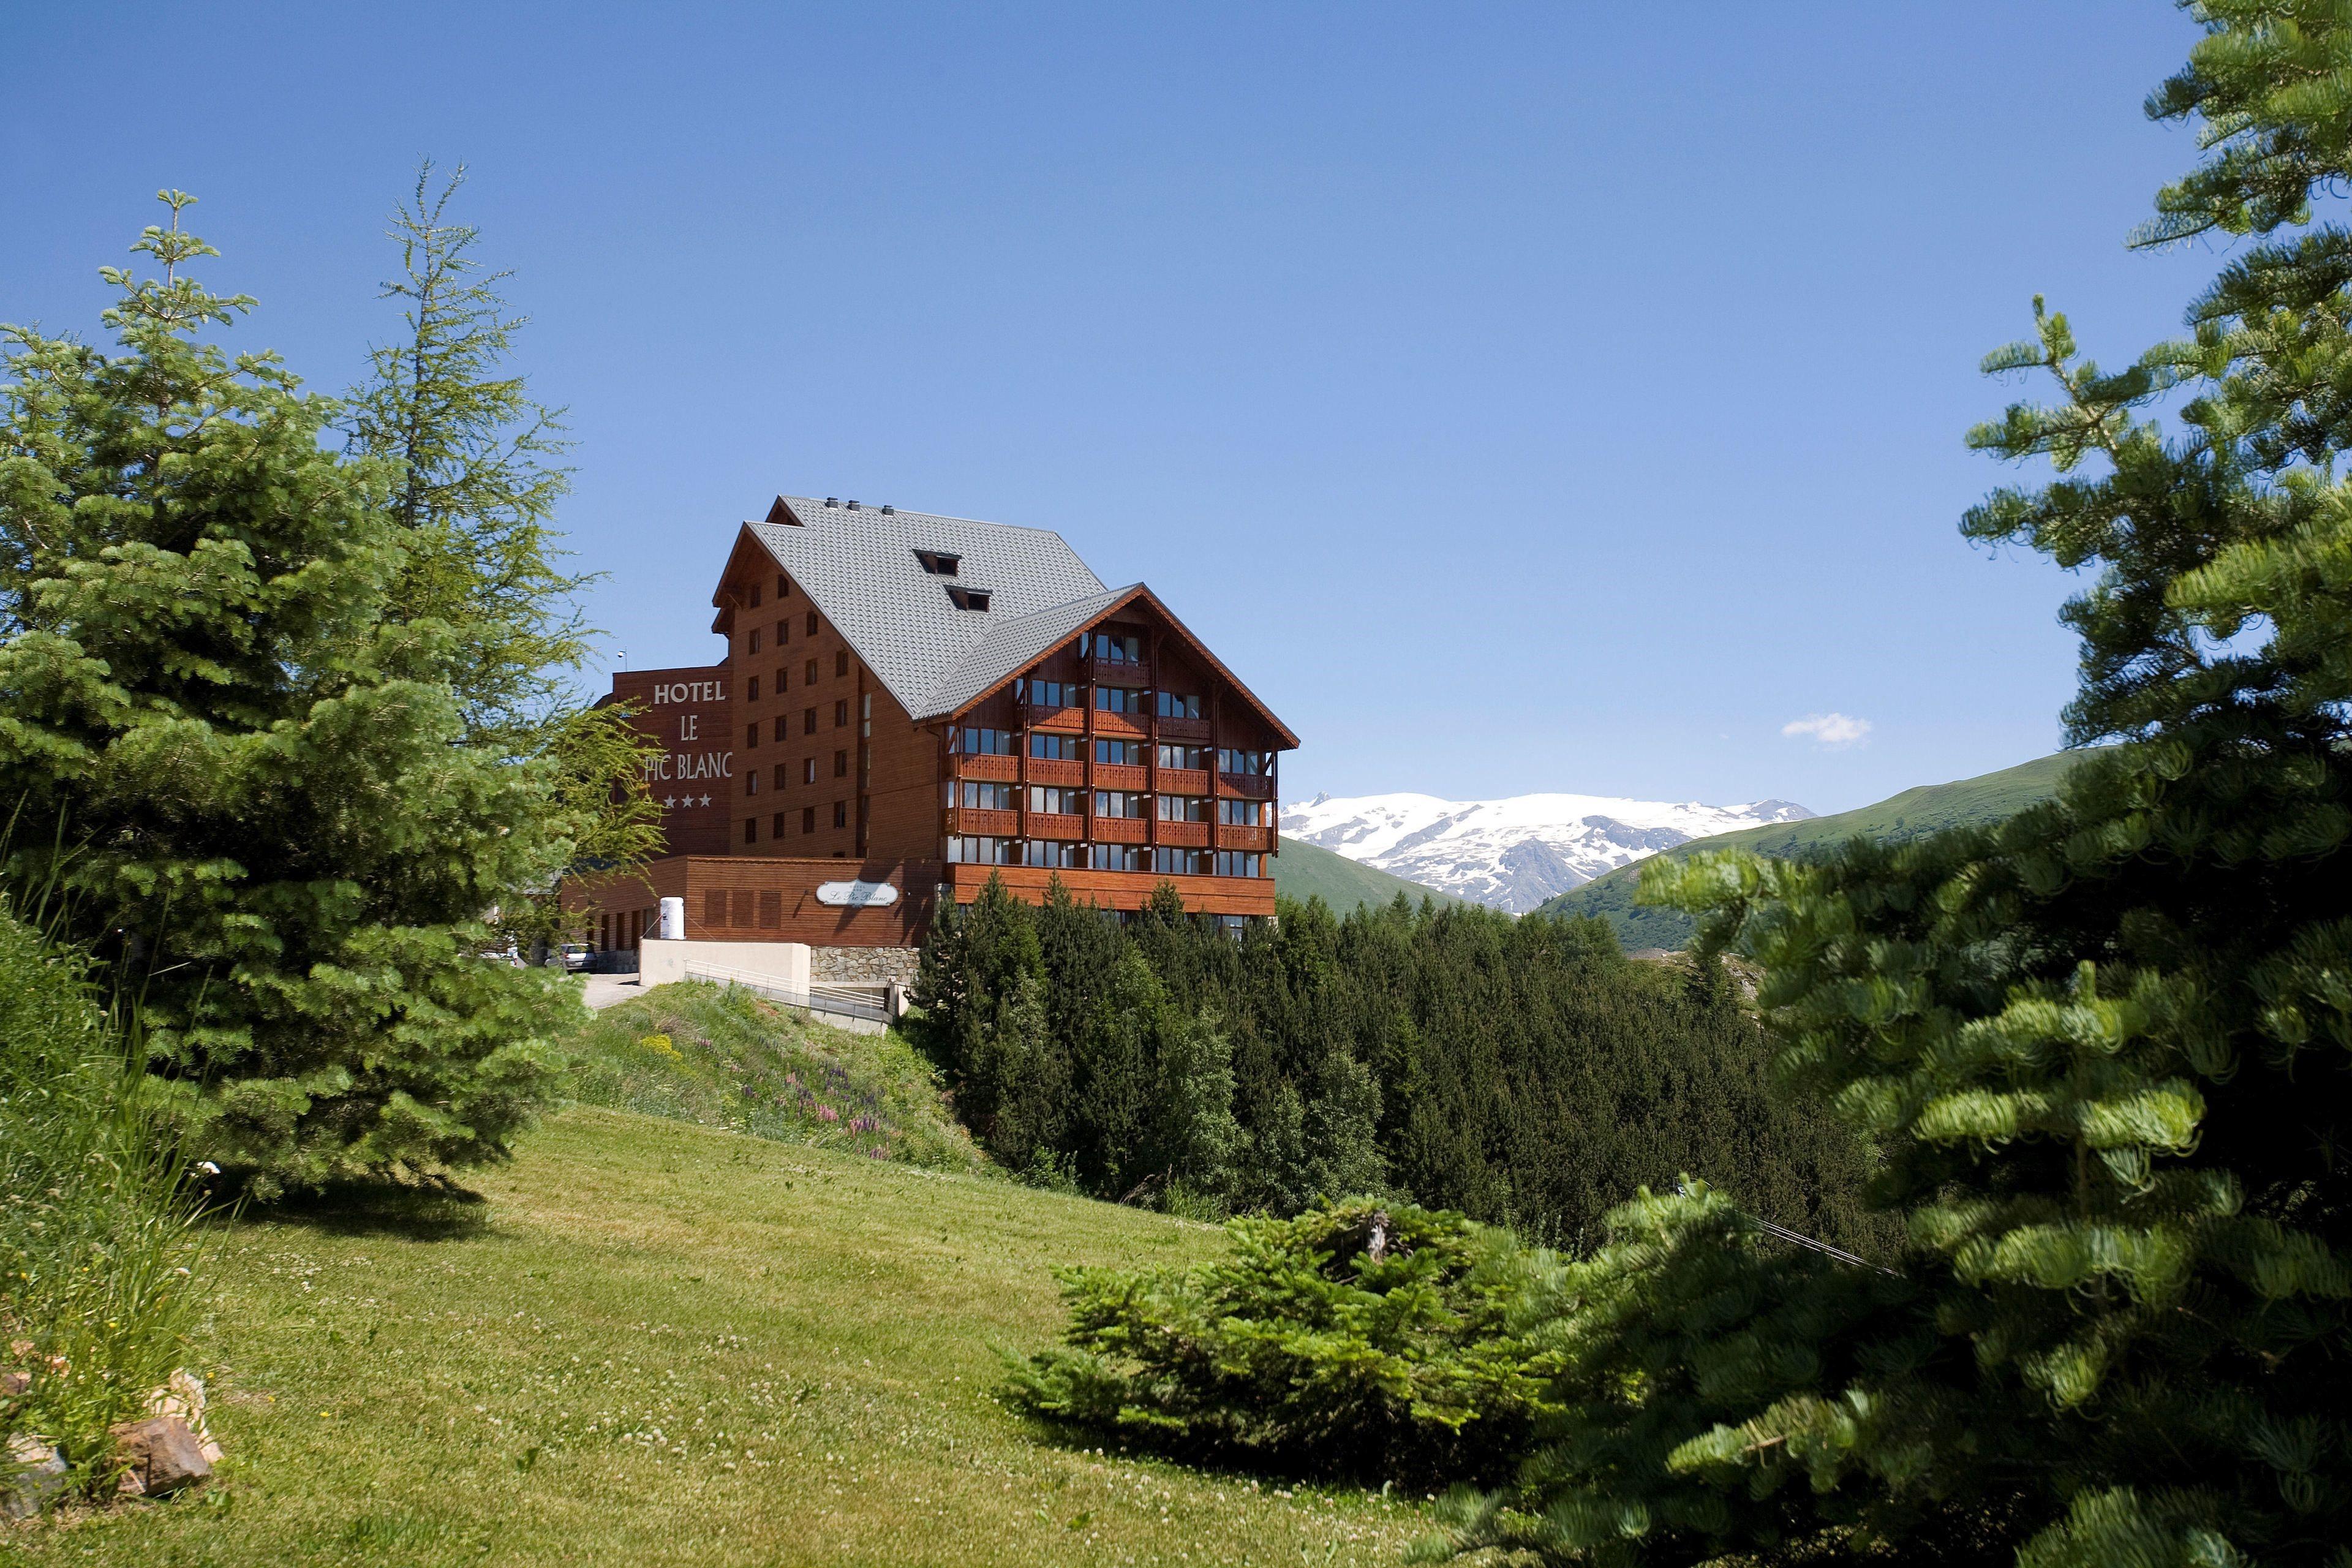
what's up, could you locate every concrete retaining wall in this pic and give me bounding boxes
[639,939,811,993]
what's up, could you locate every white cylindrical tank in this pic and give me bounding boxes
[658,896,685,941]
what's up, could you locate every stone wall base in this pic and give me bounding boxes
[812,944,922,984]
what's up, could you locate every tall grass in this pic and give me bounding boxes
[0,897,208,1502]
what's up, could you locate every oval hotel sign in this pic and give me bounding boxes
[816,880,900,908]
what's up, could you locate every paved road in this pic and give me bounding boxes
[580,973,649,1012]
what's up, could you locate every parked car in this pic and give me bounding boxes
[557,943,591,972]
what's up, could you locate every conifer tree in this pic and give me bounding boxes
[1433,6,2352,1562]
[0,194,584,1193]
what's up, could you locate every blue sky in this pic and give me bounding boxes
[4,2,2223,812]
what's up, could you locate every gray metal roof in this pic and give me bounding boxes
[747,497,1109,720]
[922,584,1137,718]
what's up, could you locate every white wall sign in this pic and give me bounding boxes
[816,880,899,908]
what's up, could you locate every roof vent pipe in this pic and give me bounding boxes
[847,499,859,510]
[825,497,838,507]
[881,505,894,514]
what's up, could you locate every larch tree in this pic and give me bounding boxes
[0,192,587,1194]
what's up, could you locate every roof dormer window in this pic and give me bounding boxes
[946,586,992,612]
[914,549,962,576]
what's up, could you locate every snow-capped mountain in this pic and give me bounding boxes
[1281,791,1815,914]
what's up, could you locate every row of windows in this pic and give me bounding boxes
[744,614,833,657]
[1012,677,1205,721]
[744,800,850,843]
[747,752,852,794]
[1082,630,1144,665]
[744,575,795,608]
[942,783,1270,823]
[744,650,853,703]
[745,701,857,747]
[944,838,1265,876]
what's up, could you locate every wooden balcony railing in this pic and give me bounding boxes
[954,753,1018,782]
[1095,816,1148,843]
[1022,703,1084,730]
[1216,824,1273,852]
[1094,763,1147,791]
[1027,812,1084,840]
[947,807,1017,837]
[1082,654,1150,686]
[1216,772,1276,799]
[1091,709,1147,739]
[1155,714,1210,742]
[1155,767,1209,795]
[1023,756,1083,787]
[1156,820,1210,848]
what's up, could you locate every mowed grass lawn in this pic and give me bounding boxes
[12,1106,1428,1567]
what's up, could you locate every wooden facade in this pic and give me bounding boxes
[567,501,1297,946]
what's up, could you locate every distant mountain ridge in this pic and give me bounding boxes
[1536,751,2084,950]
[1280,791,1817,914]
[1270,835,1464,913]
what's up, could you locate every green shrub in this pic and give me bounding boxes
[1003,1200,1560,1484]
[0,900,206,1505]
[565,981,984,1173]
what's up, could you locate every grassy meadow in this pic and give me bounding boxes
[9,1101,1428,1567]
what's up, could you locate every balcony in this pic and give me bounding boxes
[1091,708,1147,739]
[1216,824,1273,852]
[1155,767,1209,796]
[1216,772,1276,799]
[948,807,1017,837]
[1155,714,1210,742]
[1094,763,1147,791]
[1095,816,1147,843]
[956,753,1018,783]
[1022,702,1084,730]
[1082,654,1151,686]
[1156,820,1210,848]
[1028,812,1084,840]
[1023,755,1083,787]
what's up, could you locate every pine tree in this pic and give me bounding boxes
[1434,7,2352,1562]
[0,193,583,1194]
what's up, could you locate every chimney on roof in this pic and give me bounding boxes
[881,504,894,514]
[847,499,861,510]
[764,496,802,527]
[825,497,838,507]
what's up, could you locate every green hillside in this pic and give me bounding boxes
[1539,751,2084,951]
[1273,832,1462,912]
[20,994,1427,1567]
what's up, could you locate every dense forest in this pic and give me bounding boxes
[910,878,1882,1250]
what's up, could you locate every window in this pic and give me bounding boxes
[1153,846,1205,876]
[1028,785,1083,815]
[1217,748,1273,777]
[1024,839,1081,869]
[1094,790,1147,818]
[834,698,849,727]
[749,583,762,608]
[806,612,818,636]
[1095,739,1143,766]
[913,548,961,576]
[805,660,818,685]
[802,805,817,834]
[803,707,818,736]
[1215,851,1264,878]
[1091,843,1146,872]
[1156,795,1208,822]
[832,800,847,828]
[1094,685,1145,714]
[1016,677,1074,709]
[772,812,786,837]
[777,574,791,598]
[772,763,786,791]
[952,780,1014,810]
[1155,690,1202,719]
[1218,798,1270,826]
[947,835,1013,865]
[955,726,1015,756]
[747,676,760,701]
[777,619,790,646]
[775,666,788,693]
[1084,630,1143,664]
[803,757,817,785]
[1156,743,1207,771]
[945,586,992,611]
[746,771,759,796]
[746,722,760,748]
[834,749,848,778]
[748,628,762,654]
[1030,733,1081,761]
[744,817,758,845]
[835,650,848,677]
[861,693,872,737]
